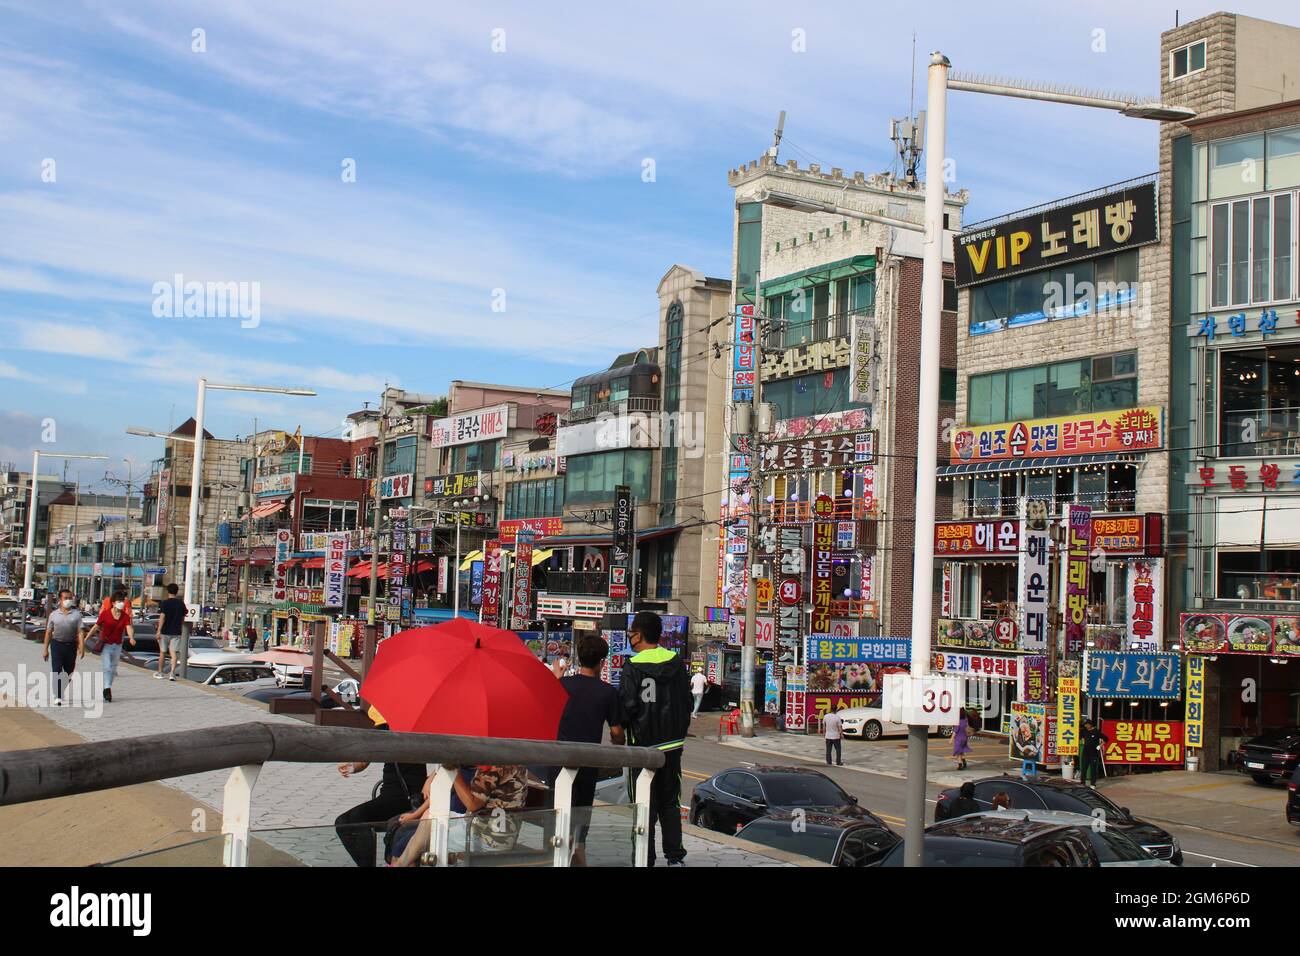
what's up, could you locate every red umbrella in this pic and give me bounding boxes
[359,618,569,740]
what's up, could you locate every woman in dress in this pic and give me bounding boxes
[952,706,973,771]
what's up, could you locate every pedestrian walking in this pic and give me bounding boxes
[42,590,85,704]
[1078,719,1109,788]
[333,706,428,867]
[155,583,186,681]
[245,620,258,653]
[545,634,625,866]
[823,708,844,766]
[83,587,135,702]
[618,610,692,867]
[262,626,271,651]
[690,668,707,717]
[952,707,975,770]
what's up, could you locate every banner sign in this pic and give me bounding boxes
[512,530,535,627]
[1084,651,1181,698]
[1179,613,1300,656]
[771,407,870,441]
[1020,655,1048,703]
[955,179,1158,288]
[811,521,833,636]
[932,651,1021,681]
[936,618,1015,652]
[732,305,756,403]
[761,337,850,383]
[941,564,953,616]
[1063,504,1092,655]
[429,404,510,448]
[764,663,780,714]
[849,314,877,404]
[761,434,871,473]
[254,472,295,497]
[499,517,564,544]
[806,661,903,696]
[390,512,409,623]
[437,555,449,594]
[805,691,887,724]
[156,468,170,532]
[607,485,634,606]
[807,637,910,662]
[1185,656,1205,749]
[1101,720,1185,765]
[951,407,1163,465]
[776,525,804,665]
[324,533,346,608]
[272,528,292,602]
[935,518,1019,556]
[470,561,484,606]
[1009,702,1047,764]
[1127,559,1162,650]
[424,471,481,499]
[1019,501,1051,652]
[1056,673,1081,757]
[378,473,414,500]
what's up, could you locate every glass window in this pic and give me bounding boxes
[969,374,993,426]
[940,368,957,403]
[1008,365,1047,420]
[851,274,875,314]
[1211,202,1230,307]
[1077,468,1106,510]
[1275,194,1293,301]
[737,203,763,302]
[1266,126,1300,190]
[1218,549,1300,601]
[1253,196,1272,302]
[1210,135,1265,199]
[971,476,1001,517]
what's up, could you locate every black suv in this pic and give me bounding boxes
[934,774,1182,864]
[879,814,1100,867]
[1238,729,1300,785]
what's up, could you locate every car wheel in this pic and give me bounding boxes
[1251,774,1273,786]
[864,720,883,741]
[696,805,722,832]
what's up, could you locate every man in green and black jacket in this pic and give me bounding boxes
[619,610,692,866]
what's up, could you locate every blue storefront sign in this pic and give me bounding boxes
[1084,651,1181,699]
[470,560,484,606]
[807,637,910,662]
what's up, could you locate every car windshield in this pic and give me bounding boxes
[1088,827,1152,863]
[1053,787,1133,823]
[187,666,215,683]
[761,774,850,807]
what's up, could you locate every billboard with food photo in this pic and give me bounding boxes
[1179,613,1300,655]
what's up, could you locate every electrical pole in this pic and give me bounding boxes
[365,396,389,672]
[741,268,764,737]
[239,418,258,638]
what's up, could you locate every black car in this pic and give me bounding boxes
[880,814,1101,867]
[736,811,900,867]
[933,774,1182,865]
[1287,765,1300,827]
[1237,728,1300,784]
[690,766,884,834]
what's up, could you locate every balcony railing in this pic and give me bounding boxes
[561,396,661,426]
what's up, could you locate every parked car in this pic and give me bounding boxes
[188,648,257,667]
[837,706,955,740]
[243,678,362,709]
[203,664,277,689]
[955,810,1173,867]
[933,774,1182,864]
[1237,728,1300,785]
[1287,765,1300,827]
[880,814,1101,866]
[689,766,884,834]
[735,811,900,866]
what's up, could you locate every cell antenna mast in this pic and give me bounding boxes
[768,110,786,160]
[891,34,924,186]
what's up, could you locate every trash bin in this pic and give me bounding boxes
[1185,752,1200,773]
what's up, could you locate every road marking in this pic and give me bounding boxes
[683,770,709,781]
[1183,850,1257,867]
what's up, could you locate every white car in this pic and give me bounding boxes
[837,707,955,741]
[204,663,279,690]
[188,649,258,667]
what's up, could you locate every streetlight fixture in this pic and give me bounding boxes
[174,379,315,677]
[20,451,108,626]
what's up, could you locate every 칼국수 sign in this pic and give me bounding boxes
[951,407,1162,464]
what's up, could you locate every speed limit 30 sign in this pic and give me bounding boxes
[881,673,963,726]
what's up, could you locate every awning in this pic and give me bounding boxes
[250,500,287,520]
[760,255,876,298]
[300,557,325,570]
[347,560,380,578]
[937,452,1140,478]
[231,547,275,566]
[534,525,683,548]
[459,549,485,571]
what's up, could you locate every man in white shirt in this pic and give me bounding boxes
[689,669,707,717]
[823,710,844,766]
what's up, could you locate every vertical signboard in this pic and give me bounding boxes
[324,533,346,608]
[512,529,536,628]
[776,525,804,666]
[1185,655,1205,750]
[272,528,291,602]
[1127,558,1163,650]
[156,468,170,532]
[608,485,633,607]
[848,315,876,405]
[732,305,756,403]
[1019,500,1050,651]
[470,560,484,606]
[811,521,833,637]
[481,540,503,624]
[1057,660,1081,757]
[389,510,409,624]
[1062,504,1092,656]
[438,556,450,595]
[941,563,953,617]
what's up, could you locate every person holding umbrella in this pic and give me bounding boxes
[618,611,692,867]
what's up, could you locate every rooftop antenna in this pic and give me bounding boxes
[768,110,786,160]
[890,33,925,186]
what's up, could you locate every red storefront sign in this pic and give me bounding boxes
[1101,720,1185,765]
[934,514,1162,558]
[934,519,1018,556]
[481,540,503,623]
[499,517,564,544]
[811,521,833,635]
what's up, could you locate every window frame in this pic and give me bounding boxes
[1209,189,1298,308]
[1169,38,1207,80]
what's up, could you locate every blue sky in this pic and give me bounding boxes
[2,0,1296,491]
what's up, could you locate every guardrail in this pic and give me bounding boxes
[0,722,664,867]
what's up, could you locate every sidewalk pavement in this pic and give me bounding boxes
[705,720,1019,787]
[0,628,795,867]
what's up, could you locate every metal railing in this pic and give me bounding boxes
[561,396,662,425]
[0,722,663,867]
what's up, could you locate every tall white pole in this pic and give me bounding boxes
[22,450,39,593]
[454,516,462,617]
[180,378,208,677]
[903,51,950,868]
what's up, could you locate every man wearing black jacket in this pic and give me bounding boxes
[334,707,427,867]
[618,611,692,866]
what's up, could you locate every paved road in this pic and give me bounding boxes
[676,719,1300,868]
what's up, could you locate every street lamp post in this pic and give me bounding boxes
[177,380,315,678]
[21,451,108,631]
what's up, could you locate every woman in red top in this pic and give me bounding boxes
[84,587,135,702]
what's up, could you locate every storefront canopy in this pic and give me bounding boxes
[531,525,683,548]
[249,500,287,520]
[937,452,1140,478]
[759,255,876,299]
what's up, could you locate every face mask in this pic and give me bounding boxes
[62,599,74,608]
[113,601,125,611]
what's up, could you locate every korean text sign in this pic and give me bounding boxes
[811,521,833,635]
[324,533,347,608]
[1185,656,1205,749]
[1084,651,1181,699]
[807,637,909,662]
[1056,675,1081,757]
[951,407,1163,464]
[1062,505,1091,655]
[1019,504,1050,652]
[1101,720,1185,765]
